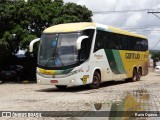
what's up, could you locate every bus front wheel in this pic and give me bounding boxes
[89,71,101,89]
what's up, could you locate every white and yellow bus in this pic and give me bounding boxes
[30,22,149,89]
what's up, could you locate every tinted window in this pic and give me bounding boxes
[94,30,148,52]
[78,29,95,62]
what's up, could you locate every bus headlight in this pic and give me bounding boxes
[67,69,81,76]
[37,68,41,75]
[70,79,75,83]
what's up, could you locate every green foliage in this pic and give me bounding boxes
[0,0,92,67]
[62,3,92,22]
[0,39,10,68]
[151,52,160,68]
[151,52,160,60]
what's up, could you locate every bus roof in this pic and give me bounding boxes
[43,22,147,39]
[43,22,96,33]
[108,26,147,39]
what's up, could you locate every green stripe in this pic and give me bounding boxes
[63,68,73,74]
[112,50,125,74]
[105,49,125,74]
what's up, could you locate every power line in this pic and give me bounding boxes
[121,25,160,28]
[119,27,160,32]
[148,12,160,14]
[148,10,160,20]
[122,28,160,31]
[116,25,160,31]
[150,39,160,49]
[133,29,160,31]
[93,8,160,14]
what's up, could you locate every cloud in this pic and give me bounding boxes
[124,13,142,26]
[64,0,160,49]
[148,29,160,49]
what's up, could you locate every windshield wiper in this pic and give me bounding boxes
[54,48,64,67]
[45,57,55,66]
[45,49,64,67]
[45,47,57,66]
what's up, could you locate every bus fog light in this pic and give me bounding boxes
[38,79,41,82]
[70,80,75,83]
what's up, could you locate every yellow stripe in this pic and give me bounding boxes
[108,26,147,39]
[38,68,56,75]
[43,22,95,33]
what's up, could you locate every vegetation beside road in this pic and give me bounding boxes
[150,50,160,68]
[0,0,92,81]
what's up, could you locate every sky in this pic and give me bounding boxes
[64,0,160,50]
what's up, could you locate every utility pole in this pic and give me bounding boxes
[148,10,160,60]
[148,10,160,20]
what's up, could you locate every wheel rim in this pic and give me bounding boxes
[133,76,136,81]
[137,71,141,81]
[93,76,99,87]
[133,70,137,81]
[89,71,101,89]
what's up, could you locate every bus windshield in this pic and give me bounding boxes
[38,33,80,68]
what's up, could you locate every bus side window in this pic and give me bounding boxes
[79,38,91,61]
[79,29,95,61]
[94,30,104,52]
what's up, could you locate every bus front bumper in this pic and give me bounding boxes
[37,74,80,86]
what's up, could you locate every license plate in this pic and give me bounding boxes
[50,80,58,83]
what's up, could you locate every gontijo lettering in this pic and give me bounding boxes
[125,53,140,59]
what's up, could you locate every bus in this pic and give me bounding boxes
[29,22,149,89]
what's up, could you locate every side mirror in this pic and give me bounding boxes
[77,36,89,50]
[29,38,40,52]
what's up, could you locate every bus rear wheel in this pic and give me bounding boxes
[137,68,142,81]
[130,68,140,82]
[89,71,101,89]
[126,68,140,82]
[55,85,67,89]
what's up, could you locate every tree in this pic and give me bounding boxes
[61,2,92,22]
[0,40,10,68]
[151,52,160,68]
[0,0,92,69]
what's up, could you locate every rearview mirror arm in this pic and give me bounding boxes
[29,38,40,52]
[77,36,89,50]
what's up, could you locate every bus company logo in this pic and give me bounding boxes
[2,112,11,117]
[125,53,140,59]
[94,54,103,59]
[81,75,89,84]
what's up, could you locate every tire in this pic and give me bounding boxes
[131,69,139,82]
[137,68,142,81]
[55,85,67,89]
[126,69,138,82]
[89,71,101,89]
